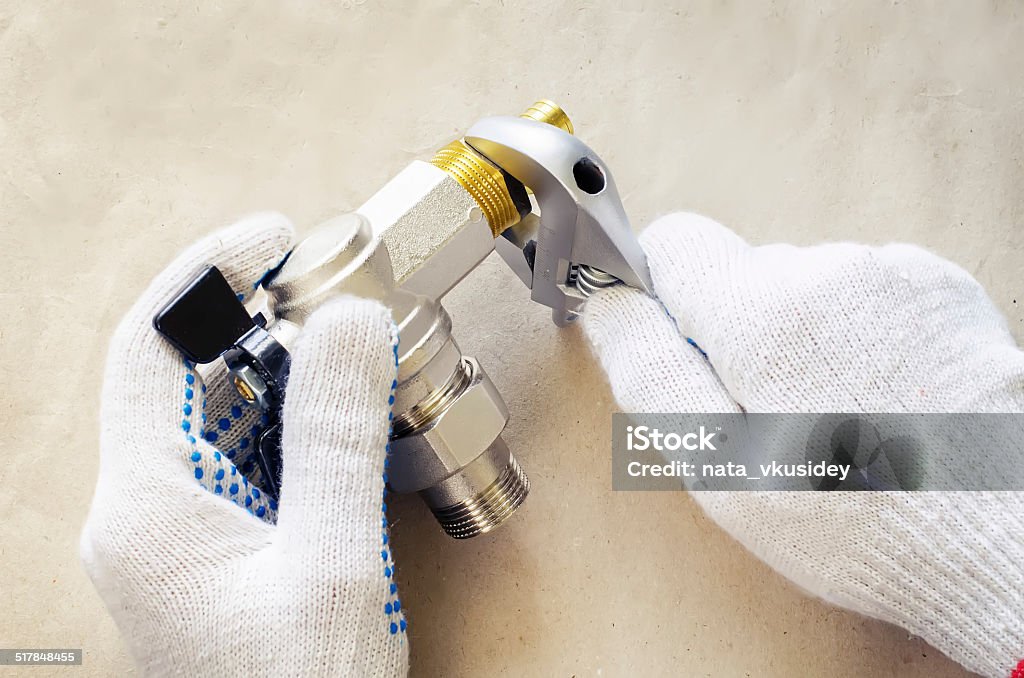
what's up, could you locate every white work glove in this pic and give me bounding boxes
[584,213,1024,678]
[81,214,409,677]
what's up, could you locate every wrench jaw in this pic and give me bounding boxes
[464,116,653,325]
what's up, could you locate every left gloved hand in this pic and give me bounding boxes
[80,214,409,677]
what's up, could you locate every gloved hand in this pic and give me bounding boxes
[80,214,409,677]
[584,213,1024,678]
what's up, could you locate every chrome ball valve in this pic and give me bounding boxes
[153,101,652,538]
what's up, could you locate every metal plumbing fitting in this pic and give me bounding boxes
[155,98,652,540]
[262,213,527,538]
[427,99,573,237]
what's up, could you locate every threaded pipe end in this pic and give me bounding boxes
[520,99,574,135]
[430,140,521,236]
[430,100,573,237]
[430,455,530,539]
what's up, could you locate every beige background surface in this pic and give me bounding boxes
[2,1,1022,676]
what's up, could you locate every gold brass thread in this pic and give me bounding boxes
[519,99,574,135]
[430,100,575,236]
[431,140,521,236]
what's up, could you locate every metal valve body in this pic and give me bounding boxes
[257,213,527,538]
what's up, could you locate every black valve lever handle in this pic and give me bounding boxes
[153,265,288,501]
[153,266,257,364]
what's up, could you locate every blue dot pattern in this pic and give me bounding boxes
[382,326,406,637]
[180,357,276,521]
[178,270,279,521]
[197,392,270,485]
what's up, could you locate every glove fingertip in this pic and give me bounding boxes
[632,212,750,357]
[286,296,396,402]
[197,211,295,293]
[282,296,396,458]
[276,297,396,553]
[584,285,738,413]
[640,211,748,253]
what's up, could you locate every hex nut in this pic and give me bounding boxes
[387,358,509,494]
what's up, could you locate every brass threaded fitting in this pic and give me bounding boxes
[520,99,574,135]
[431,140,521,237]
[430,100,574,236]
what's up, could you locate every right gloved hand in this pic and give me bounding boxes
[584,212,1024,678]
